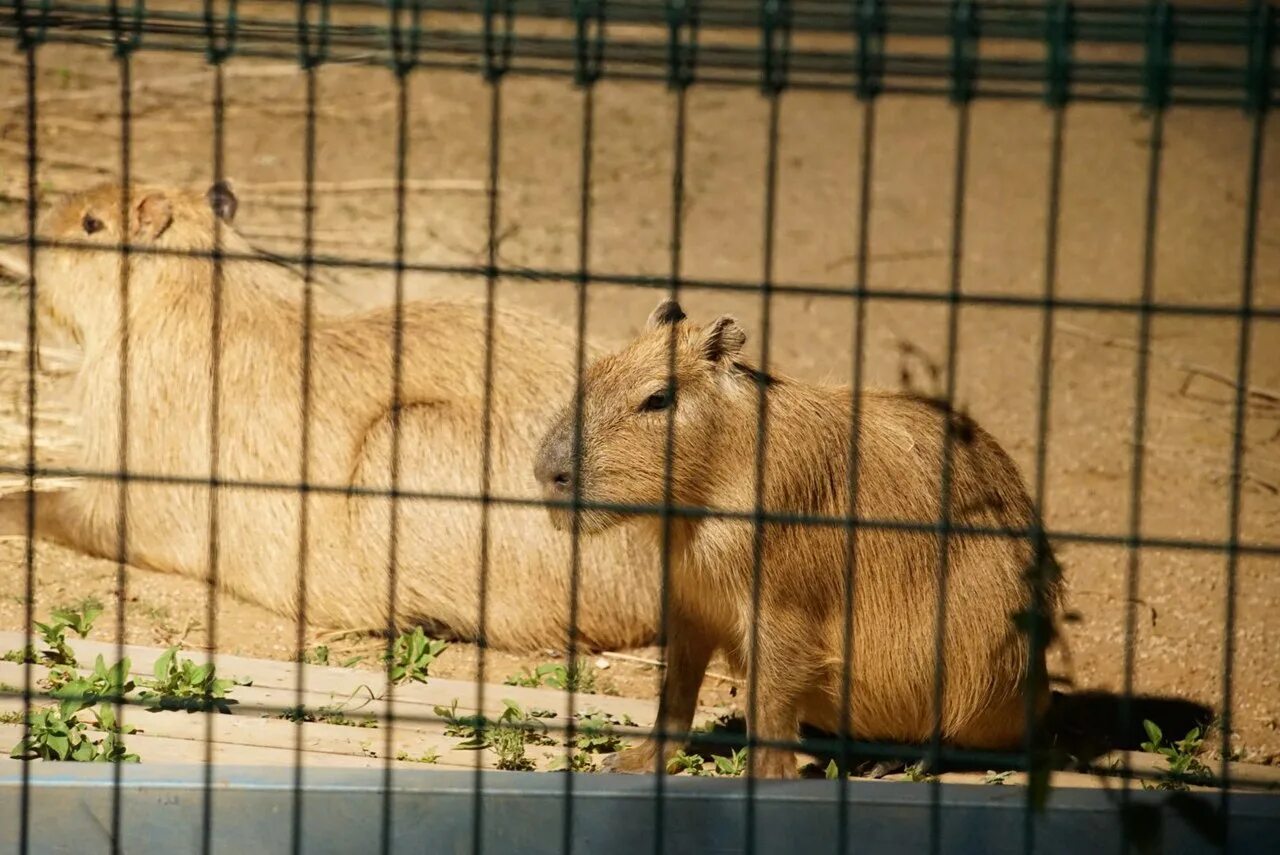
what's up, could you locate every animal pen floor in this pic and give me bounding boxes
[0,7,1278,783]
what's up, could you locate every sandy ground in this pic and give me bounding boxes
[0,18,1276,770]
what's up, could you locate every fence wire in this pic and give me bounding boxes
[0,1,1276,854]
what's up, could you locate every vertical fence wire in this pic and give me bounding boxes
[110,45,134,855]
[289,61,320,855]
[1220,102,1267,842]
[1118,105,1165,855]
[835,90,876,855]
[562,73,597,855]
[471,73,505,855]
[16,41,39,855]
[743,85,782,855]
[200,60,229,855]
[651,78,690,855]
[926,97,971,855]
[377,69,413,855]
[1024,103,1067,854]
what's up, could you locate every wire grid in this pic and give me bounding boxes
[0,1,1275,854]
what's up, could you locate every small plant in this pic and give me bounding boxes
[984,770,1014,785]
[277,705,377,728]
[434,700,490,747]
[713,747,749,777]
[504,661,597,693]
[1140,720,1212,791]
[666,750,708,776]
[825,760,841,780]
[903,762,937,783]
[573,711,623,753]
[302,645,330,666]
[549,751,597,772]
[51,604,102,639]
[490,723,535,771]
[137,647,235,713]
[395,748,440,764]
[5,606,104,668]
[434,699,550,769]
[383,628,448,684]
[10,704,138,763]
[51,655,134,708]
[1,646,37,665]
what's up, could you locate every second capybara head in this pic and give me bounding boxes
[534,299,757,535]
[33,181,241,342]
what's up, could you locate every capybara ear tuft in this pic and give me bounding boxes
[699,315,746,364]
[646,299,687,329]
[207,180,238,224]
[130,193,173,241]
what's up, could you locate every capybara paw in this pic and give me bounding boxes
[602,742,662,774]
[751,748,800,779]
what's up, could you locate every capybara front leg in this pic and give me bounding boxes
[743,625,808,779]
[604,616,714,774]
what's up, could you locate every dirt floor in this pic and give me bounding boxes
[0,16,1277,771]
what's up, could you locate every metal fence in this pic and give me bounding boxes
[0,1,1277,854]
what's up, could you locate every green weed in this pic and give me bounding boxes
[137,647,236,713]
[10,704,138,763]
[383,628,448,684]
[1140,720,1212,791]
[666,750,708,776]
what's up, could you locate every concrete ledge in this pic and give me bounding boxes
[2,764,1278,854]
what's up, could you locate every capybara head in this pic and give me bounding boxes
[33,180,241,343]
[534,298,749,535]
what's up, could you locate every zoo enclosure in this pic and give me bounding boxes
[0,1,1278,854]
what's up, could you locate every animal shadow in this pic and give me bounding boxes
[681,690,1214,779]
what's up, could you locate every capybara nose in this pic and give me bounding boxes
[534,425,575,495]
[534,455,571,493]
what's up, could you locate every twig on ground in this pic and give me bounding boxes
[600,651,740,684]
[1057,322,1280,411]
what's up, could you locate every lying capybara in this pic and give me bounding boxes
[535,299,1062,777]
[1,181,661,651]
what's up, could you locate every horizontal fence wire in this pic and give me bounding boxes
[1,461,1277,557]
[0,1,1275,107]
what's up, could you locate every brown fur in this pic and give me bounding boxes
[1,182,663,651]
[535,299,1062,778]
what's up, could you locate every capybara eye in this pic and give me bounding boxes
[81,214,104,235]
[640,389,674,413]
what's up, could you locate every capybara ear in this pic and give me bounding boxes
[207,179,238,224]
[130,193,173,241]
[699,315,746,364]
[646,299,687,329]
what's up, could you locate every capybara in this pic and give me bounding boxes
[0,181,661,651]
[535,299,1061,777]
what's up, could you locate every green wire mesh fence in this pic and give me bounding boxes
[0,1,1276,854]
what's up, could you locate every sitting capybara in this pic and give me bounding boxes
[0,181,661,651]
[535,299,1061,777]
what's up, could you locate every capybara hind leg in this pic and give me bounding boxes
[605,616,714,775]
